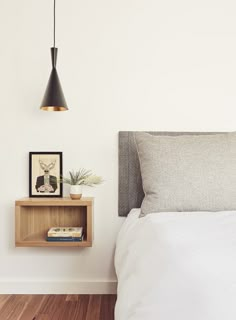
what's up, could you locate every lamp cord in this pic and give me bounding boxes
[53,0,56,47]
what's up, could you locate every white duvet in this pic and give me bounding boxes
[115,209,236,320]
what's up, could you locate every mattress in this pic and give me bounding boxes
[115,209,236,320]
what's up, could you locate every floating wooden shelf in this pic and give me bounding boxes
[15,197,93,247]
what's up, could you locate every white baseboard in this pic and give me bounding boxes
[0,279,117,294]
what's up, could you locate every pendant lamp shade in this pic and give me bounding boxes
[40,0,68,111]
[40,48,68,111]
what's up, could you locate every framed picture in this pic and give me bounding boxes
[29,152,63,197]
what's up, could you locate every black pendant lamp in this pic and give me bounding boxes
[40,0,68,111]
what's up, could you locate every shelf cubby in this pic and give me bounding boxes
[15,197,93,247]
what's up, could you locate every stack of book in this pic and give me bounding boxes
[46,227,83,242]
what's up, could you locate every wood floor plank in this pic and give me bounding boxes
[19,295,46,320]
[86,295,102,320]
[66,294,79,301]
[72,295,90,320]
[51,295,90,320]
[37,294,67,318]
[100,294,116,320]
[34,315,50,320]
[50,301,77,320]
[0,294,116,320]
[0,295,31,320]
[0,295,11,312]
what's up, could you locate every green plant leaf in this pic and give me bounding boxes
[61,168,103,187]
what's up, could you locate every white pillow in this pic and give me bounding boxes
[135,132,236,216]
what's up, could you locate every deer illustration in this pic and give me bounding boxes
[35,160,58,193]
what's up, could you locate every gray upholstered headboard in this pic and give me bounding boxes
[118,131,221,217]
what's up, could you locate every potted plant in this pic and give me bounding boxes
[62,169,103,199]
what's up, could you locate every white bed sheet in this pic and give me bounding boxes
[115,209,236,320]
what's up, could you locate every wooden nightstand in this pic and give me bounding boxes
[15,197,93,247]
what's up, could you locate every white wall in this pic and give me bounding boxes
[0,0,236,293]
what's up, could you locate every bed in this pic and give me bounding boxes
[115,131,236,320]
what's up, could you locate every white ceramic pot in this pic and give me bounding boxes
[70,185,83,200]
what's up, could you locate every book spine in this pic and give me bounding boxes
[48,234,82,238]
[46,237,83,242]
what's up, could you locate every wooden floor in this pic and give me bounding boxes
[0,295,117,320]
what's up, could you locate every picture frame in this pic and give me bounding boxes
[29,152,63,198]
